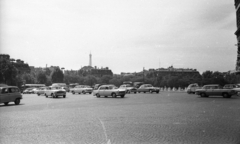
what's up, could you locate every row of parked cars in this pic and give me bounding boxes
[0,83,160,106]
[187,83,240,98]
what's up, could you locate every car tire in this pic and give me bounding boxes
[82,91,85,94]
[4,102,9,105]
[89,92,92,94]
[121,95,125,98]
[51,93,55,98]
[112,93,117,98]
[37,93,40,96]
[134,92,136,94]
[63,95,66,98]
[156,91,159,94]
[200,93,206,97]
[72,91,75,94]
[14,99,20,105]
[223,93,229,98]
[96,93,100,98]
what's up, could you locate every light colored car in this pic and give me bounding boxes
[44,87,66,98]
[119,84,137,94]
[195,84,235,98]
[0,86,22,105]
[52,83,69,92]
[186,83,201,94]
[36,87,50,96]
[71,85,93,94]
[93,85,126,98]
[23,88,34,94]
[137,84,160,93]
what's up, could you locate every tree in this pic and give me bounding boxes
[37,72,47,84]
[84,75,97,86]
[0,60,18,85]
[51,68,64,83]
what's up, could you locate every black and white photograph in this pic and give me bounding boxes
[1,0,240,143]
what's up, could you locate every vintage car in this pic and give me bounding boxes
[195,84,235,98]
[119,84,137,94]
[71,85,93,94]
[137,84,160,93]
[36,87,50,96]
[93,85,126,98]
[22,88,34,94]
[0,86,22,105]
[186,83,201,94]
[44,87,66,98]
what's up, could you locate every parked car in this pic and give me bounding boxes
[93,85,126,98]
[137,84,160,93]
[223,84,239,89]
[44,87,66,98]
[195,84,235,98]
[36,87,50,96]
[0,86,22,105]
[23,88,34,94]
[186,83,201,94]
[71,85,93,94]
[52,83,69,92]
[119,84,137,94]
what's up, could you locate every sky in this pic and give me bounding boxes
[0,0,237,74]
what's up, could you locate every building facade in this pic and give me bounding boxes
[235,0,240,72]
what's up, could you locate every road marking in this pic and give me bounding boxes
[98,118,111,144]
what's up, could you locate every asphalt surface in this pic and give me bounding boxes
[0,92,240,144]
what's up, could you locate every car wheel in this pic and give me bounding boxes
[72,91,75,94]
[14,99,20,105]
[82,91,85,94]
[37,93,40,96]
[89,92,92,94]
[223,93,229,98]
[156,91,159,94]
[144,92,146,93]
[121,95,125,98]
[200,93,206,97]
[51,93,55,98]
[4,102,9,105]
[63,95,66,98]
[112,93,117,98]
[134,92,136,94]
[96,93,100,98]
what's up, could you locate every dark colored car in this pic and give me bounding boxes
[137,84,160,93]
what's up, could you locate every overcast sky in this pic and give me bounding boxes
[0,0,237,74]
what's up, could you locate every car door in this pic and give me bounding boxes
[98,86,106,96]
[105,86,113,96]
[138,85,144,92]
[0,88,9,103]
[205,86,212,95]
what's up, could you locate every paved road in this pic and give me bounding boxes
[1,92,240,144]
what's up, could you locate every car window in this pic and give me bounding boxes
[99,87,105,90]
[2,88,8,93]
[10,88,19,93]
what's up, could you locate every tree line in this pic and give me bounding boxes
[1,59,240,88]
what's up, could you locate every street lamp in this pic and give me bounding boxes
[61,67,65,74]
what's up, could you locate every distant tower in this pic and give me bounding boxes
[89,52,92,67]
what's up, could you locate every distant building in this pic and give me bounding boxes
[235,0,240,72]
[79,66,113,77]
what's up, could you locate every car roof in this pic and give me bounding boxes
[0,86,18,88]
[203,84,219,86]
[100,85,116,87]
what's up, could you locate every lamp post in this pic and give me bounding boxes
[61,67,65,74]
[9,59,15,85]
[143,67,145,83]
